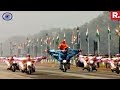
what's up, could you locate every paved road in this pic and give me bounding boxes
[0,62,120,79]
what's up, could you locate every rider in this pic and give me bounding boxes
[46,40,69,61]
[58,40,69,59]
[58,40,69,51]
[9,56,14,64]
[24,54,32,69]
[7,56,14,69]
[47,40,81,69]
[26,54,31,61]
[26,54,35,64]
[58,40,69,69]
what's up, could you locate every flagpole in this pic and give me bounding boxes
[77,29,81,50]
[96,26,100,56]
[35,39,37,57]
[46,34,48,62]
[88,36,89,56]
[79,32,82,54]
[108,33,111,58]
[98,38,99,56]
[78,31,81,54]
[54,38,55,49]
[10,42,12,56]
[79,35,81,49]
[53,38,55,62]
[86,28,89,56]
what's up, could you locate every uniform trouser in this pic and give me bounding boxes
[97,62,99,68]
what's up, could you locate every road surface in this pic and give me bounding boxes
[0,62,120,79]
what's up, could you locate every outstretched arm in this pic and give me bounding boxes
[47,49,64,62]
[66,49,80,60]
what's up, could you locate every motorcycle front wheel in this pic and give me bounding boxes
[11,65,16,72]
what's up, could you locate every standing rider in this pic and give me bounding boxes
[58,40,69,69]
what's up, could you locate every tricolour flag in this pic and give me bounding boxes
[40,38,43,46]
[86,28,88,41]
[36,38,39,42]
[108,24,111,40]
[64,33,66,41]
[47,37,51,44]
[71,31,76,44]
[96,27,100,41]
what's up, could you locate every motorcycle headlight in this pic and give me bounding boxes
[89,60,94,64]
[63,60,67,63]
[27,62,32,66]
[13,61,16,63]
[118,62,120,65]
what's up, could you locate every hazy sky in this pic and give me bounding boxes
[0,11,103,42]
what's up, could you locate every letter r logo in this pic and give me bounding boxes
[112,12,118,18]
[110,11,120,20]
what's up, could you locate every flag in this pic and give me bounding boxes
[23,43,26,48]
[71,31,76,44]
[27,43,30,46]
[56,34,59,45]
[108,24,111,40]
[26,37,29,45]
[45,33,49,44]
[64,33,66,41]
[47,37,51,44]
[43,37,46,44]
[28,39,31,43]
[40,38,43,46]
[18,43,22,49]
[50,41,52,46]
[36,38,39,42]
[86,28,88,41]
[96,27,100,41]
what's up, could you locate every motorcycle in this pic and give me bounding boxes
[19,60,35,74]
[48,49,80,72]
[6,60,19,72]
[115,62,120,74]
[10,61,19,72]
[18,61,27,73]
[25,61,35,74]
[83,60,97,72]
[76,60,84,67]
[109,60,118,73]
[60,60,70,72]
